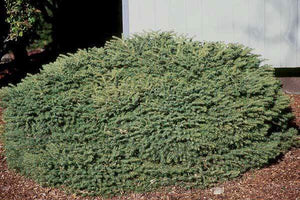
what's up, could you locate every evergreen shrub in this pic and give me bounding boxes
[0,32,297,196]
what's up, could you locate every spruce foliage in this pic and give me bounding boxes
[0,32,297,196]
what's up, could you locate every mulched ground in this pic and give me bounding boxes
[290,95,300,128]
[279,77,300,94]
[0,49,58,87]
[0,95,299,200]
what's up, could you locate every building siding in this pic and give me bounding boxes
[124,0,300,67]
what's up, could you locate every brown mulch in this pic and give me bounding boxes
[279,77,300,94]
[0,49,57,87]
[0,95,299,200]
[290,94,300,128]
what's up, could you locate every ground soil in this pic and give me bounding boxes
[0,95,299,200]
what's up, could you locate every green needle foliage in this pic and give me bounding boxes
[0,32,298,196]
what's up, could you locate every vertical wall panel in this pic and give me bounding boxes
[122,0,129,37]
[154,0,172,32]
[232,0,250,46]
[297,0,300,66]
[126,0,300,67]
[202,0,218,41]
[202,0,234,42]
[169,0,187,34]
[127,0,139,34]
[264,0,282,66]
[186,0,202,39]
[280,0,298,66]
[128,0,156,33]
[247,0,265,59]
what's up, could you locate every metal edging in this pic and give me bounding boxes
[122,0,130,38]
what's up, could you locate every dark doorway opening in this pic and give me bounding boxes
[55,0,123,53]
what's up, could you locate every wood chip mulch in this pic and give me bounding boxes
[290,94,300,128]
[0,95,299,200]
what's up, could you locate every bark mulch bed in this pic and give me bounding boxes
[290,95,300,128]
[0,95,299,200]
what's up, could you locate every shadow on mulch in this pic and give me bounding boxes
[0,49,58,88]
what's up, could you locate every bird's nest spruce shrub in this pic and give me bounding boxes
[0,32,298,196]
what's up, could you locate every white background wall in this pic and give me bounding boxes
[125,0,300,67]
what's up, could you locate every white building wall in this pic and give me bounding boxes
[124,0,300,67]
